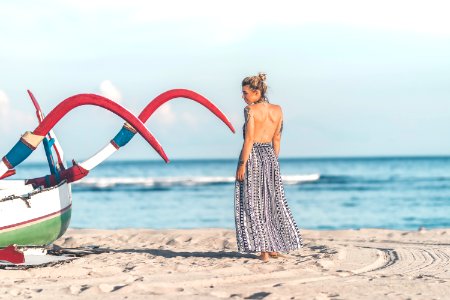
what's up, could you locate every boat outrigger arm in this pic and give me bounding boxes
[0,93,169,180]
[26,89,236,188]
[27,90,66,173]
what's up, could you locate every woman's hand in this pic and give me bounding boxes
[236,165,246,181]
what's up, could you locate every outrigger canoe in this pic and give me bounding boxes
[0,89,234,263]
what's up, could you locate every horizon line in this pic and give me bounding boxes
[21,154,450,165]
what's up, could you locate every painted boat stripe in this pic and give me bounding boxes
[0,204,72,231]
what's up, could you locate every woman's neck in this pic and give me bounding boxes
[252,98,267,105]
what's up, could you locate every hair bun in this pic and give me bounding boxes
[258,72,267,82]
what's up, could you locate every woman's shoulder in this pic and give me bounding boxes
[244,105,254,114]
[269,103,283,113]
[244,103,282,115]
[243,105,254,120]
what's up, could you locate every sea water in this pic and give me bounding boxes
[14,156,450,230]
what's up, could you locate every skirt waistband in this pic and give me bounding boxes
[253,142,272,147]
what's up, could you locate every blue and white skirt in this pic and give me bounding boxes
[234,142,303,253]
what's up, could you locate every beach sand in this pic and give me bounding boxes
[1,228,449,299]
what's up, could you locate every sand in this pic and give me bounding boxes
[0,228,449,299]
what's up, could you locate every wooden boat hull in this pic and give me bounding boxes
[0,181,71,247]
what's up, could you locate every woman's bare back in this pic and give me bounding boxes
[247,103,283,143]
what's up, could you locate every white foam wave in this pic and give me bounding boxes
[73,174,320,189]
[282,174,321,184]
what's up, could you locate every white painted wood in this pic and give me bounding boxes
[79,143,117,171]
[0,182,71,228]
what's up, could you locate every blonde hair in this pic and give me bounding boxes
[242,72,268,102]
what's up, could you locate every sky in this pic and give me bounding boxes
[0,0,449,163]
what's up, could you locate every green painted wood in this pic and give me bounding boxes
[0,208,71,247]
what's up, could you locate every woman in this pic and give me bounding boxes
[235,72,303,262]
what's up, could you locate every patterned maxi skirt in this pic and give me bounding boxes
[234,142,303,253]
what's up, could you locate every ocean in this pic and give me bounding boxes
[13,156,450,230]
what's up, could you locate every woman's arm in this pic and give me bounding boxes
[272,113,283,157]
[236,107,254,181]
[240,107,255,165]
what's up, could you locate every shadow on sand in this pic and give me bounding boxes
[50,245,258,260]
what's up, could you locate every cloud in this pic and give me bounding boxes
[1,0,449,55]
[0,90,8,117]
[153,103,176,125]
[180,112,198,127]
[0,90,35,133]
[60,0,450,39]
[100,80,122,103]
[151,104,204,127]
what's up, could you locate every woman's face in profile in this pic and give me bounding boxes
[242,85,260,105]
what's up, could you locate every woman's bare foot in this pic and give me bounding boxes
[269,252,278,258]
[259,252,269,262]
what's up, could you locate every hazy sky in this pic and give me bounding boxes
[1,0,449,163]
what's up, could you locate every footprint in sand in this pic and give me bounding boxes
[244,291,271,299]
[98,283,126,293]
[68,284,90,295]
